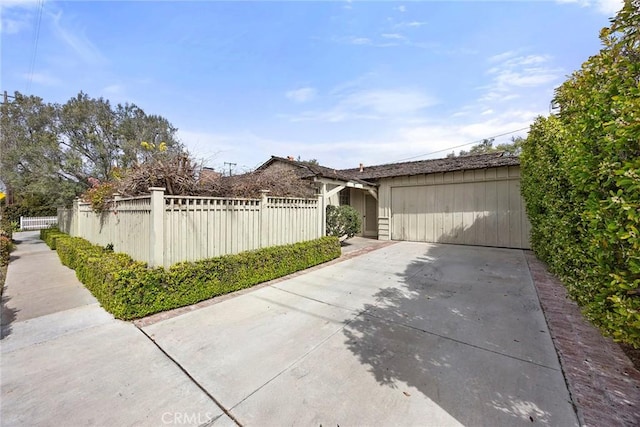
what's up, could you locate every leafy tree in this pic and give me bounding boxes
[0,91,183,212]
[458,137,523,157]
[0,93,81,210]
[296,156,319,165]
[522,0,640,347]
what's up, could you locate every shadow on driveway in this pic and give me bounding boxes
[0,292,18,339]
[342,243,577,426]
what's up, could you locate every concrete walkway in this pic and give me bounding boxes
[1,232,233,426]
[1,232,579,426]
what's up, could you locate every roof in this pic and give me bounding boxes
[257,156,375,186]
[340,152,521,180]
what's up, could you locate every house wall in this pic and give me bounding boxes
[349,188,365,236]
[376,165,531,249]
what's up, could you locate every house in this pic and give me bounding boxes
[257,152,530,249]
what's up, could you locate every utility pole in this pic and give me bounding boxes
[224,162,237,177]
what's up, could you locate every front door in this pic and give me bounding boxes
[363,194,378,237]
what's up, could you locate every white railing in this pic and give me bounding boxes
[58,188,323,268]
[20,216,58,230]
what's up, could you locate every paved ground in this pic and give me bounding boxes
[526,253,640,427]
[1,231,579,426]
[1,232,233,426]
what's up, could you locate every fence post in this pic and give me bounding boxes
[19,216,24,231]
[260,190,270,248]
[318,184,327,237]
[112,193,121,252]
[149,187,165,268]
[72,198,80,237]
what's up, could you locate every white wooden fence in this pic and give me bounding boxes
[58,188,324,268]
[20,216,58,230]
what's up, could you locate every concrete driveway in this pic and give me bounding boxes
[142,242,578,426]
[2,234,577,426]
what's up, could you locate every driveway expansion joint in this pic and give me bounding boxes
[135,325,243,427]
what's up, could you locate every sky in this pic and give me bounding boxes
[1,0,623,173]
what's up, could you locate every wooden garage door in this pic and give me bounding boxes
[390,179,530,249]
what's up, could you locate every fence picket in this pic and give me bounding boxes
[58,191,321,267]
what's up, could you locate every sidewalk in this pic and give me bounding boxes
[0,232,232,426]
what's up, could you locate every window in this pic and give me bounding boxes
[339,188,350,206]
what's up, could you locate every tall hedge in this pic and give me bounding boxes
[522,0,640,347]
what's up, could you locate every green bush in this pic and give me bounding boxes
[522,2,640,348]
[42,231,341,320]
[0,235,13,266]
[326,205,362,239]
[3,204,57,224]
[40,227,68,250]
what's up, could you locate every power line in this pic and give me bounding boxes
[391,126,530,163]
[26,0,45,94]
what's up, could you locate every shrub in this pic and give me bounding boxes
[326,205,362,239]
[0,235,13,266]
[40,227,68,250]
[42,231,341,320]
[3,204,57,224]
[522,2,640,348]
[0,217,14,240]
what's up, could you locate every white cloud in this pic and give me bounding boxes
[0,0,41,34]
[381,33,406,40]
[395,5,407,13]
[22,71,61,86]
[100,84,127,101]
[0,0,42,10]
[285,87,317,103]
[179,104,541,172]
[342,89,437,116]
[51,11,107,65]
[349,37,372,45]
[480,52,561,102]
[488,50,517,63]
[1,17,27,34]
[556,0,623,15]
[285,87,438,123]
[400,21,427,28]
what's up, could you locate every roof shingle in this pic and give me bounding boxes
[340,152,520,180]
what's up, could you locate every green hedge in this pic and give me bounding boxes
[40,227,68,250]
[41,228,341,320]
[0,235,13,266]
[521,2,640,348]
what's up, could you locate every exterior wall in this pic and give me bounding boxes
[377,166,531,249]
[59,191,322,267]
[349,188,365,236]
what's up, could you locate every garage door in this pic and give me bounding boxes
[390,179,530,249]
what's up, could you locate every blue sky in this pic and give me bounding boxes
[1,0,622,173]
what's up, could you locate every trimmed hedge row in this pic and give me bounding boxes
[40,228,341,320]
[521,3,640,348]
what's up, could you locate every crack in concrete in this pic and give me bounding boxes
[135,326,244,427]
